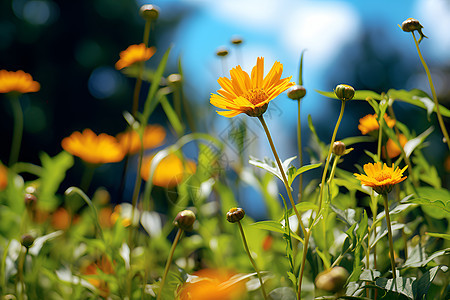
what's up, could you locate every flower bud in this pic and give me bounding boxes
[174,210,196,231]
[216,47,229,57]
[24,193,37,208]
[226,207,245,223]
[334,84,355,102]
[231,36,243,45]
[401,18,423,32]
[332,141,346,156]
[287,85,306,100]
[21,234,35,249]
[139,4,159,21]
[315,266,349,293]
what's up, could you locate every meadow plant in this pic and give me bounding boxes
[0,5,449,300]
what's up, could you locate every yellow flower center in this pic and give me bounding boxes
[243,88,269,105]
[374,171,392,182]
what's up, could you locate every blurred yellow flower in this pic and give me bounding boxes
[110,205,132,227]
[177,269,246,300]
[116,124,166,154]
[82,256,115,298]
[62,129,125,164]
[140,154,196,188]
[115,43,156,70]
[354,162,407,194]
[0,70,40,94]
[358,114,396,135]
[210,57,294,117]
[0,164,8,190]
[382,134,408,159]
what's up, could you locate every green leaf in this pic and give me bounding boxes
[287,162,322,186]
[402,247,450,269]
[248,155,296,185]
[315,89,383,101]
[339,135,376,146]
[356,210,368,241]
[250,220,303,243]
[375,277,414,299]
[359,269,381,281]
[269,287,296,300]
[387,88,450,118]
[39,151,74,210]
[406,187,450,218]
[159,94,184,136]
[425,232,450,240]
[403,126,433,158]
[412,265,448,300]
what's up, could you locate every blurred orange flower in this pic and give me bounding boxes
[110,205,132,227]
[0,70,40,94]
[210,57,294,118]
[98,206,114,228]
[51,207,71,230]
[140,154,196,188]
[82,256,115,298]
[116,124,166,154]
[382,134,408,159]
[62,129,125,164]
[358,114,396,135]
[177,269,246,300]
[0,164,7,190]
[115,43,156,70]
[354,162,407,194]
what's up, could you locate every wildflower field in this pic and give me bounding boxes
[1,2,449,300]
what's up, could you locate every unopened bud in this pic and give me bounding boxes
[287,85,306,100]
[315,266,349,293]
[226,207,245,223]
[334,84,355,102]
[24,193,37,208]
[21,234,35,249]
[174,210,196,231]
[139,4,159,21]
[401,18,423,33]
[231,36,243,45]
[216,47,229,57]
[332,141,346,156]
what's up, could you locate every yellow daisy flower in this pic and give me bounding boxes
[115,43,156,70]
[354,162,408,194]
[140,154,196,188]
[358,113,396,135]
[0,70,40,94]
[61,129,125,164]
[210,57,294,118]
[116,124,166,154]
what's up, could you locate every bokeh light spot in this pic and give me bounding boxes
[88,66,121,99]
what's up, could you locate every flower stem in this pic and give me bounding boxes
[382,193,397,279]
[317,100,346,212]
[257,116,305,236]
[8,95,23,167]
[237,221,268,300]
[297,229,311,300]
[297,100,303,202]
[157,228,183,300]
[411,32,450,151]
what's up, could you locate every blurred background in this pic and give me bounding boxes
[1,0,449,217]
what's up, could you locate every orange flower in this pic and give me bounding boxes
[62,129,125,164]
[82,256,115,298]
[177,269,246,300]
[354,162,407,194]
[210,57,294,117]
[358,114,396,135]
[382,134,408,159]
[115,43,156,70]
[140,154,196,188]
[0,164,7,190]
[98,206,114,228]
[116,124,166,154]
[51,207,71,230]
[110,205,132,227]
[0,70,40,94]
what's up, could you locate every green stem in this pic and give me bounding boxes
[237,222,268,300]
[80,163,97,193]
[132,66,144,117]
[297,229,311,300]
[8,95,23,167]
[257,116,306,236]
[157,228,183,300]
[382,193,397,278]
[297,100,303,202]
[17,247,28,300]
[377,117,383,162]
[317,101,346,212]
[412,32,450,151]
